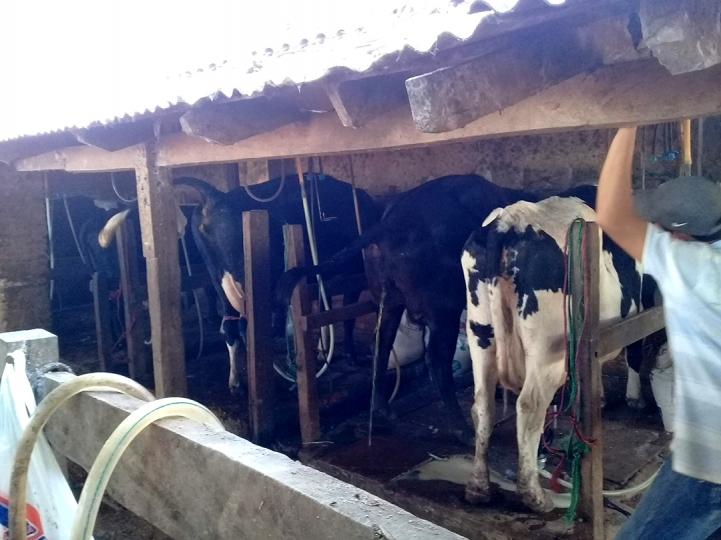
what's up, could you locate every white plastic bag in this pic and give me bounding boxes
[1,350,79,540]
[387,309,473,378]
[388,310,427,369]
[452,310,472,378]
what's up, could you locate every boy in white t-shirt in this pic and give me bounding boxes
[597,127,721,539]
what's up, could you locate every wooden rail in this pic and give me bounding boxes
[575,222,666,540]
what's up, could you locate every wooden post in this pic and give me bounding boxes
[243,210,275,445]
[116,219,150,380]
[90,272,113,371]
[284,224,320,443]
[135,129,187,397]
[572,221,603,539]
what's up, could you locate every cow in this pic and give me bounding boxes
[277,174,540,444]
[167,174,382,393]
[461,188,656,513]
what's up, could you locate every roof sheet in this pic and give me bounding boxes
[0,0,564,142]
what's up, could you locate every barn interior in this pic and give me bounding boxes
[2,1,721,539]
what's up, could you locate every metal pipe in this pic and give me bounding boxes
[294,157,335,377]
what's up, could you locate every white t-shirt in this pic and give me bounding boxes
[643,224,721,483]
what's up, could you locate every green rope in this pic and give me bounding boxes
[562,218,591,524]
[565,437,591,523]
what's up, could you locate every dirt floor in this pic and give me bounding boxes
[51,303,686,540]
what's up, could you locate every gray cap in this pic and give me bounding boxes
[633,176,721,237]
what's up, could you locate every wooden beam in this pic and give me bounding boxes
[327,73,409,129]
[115,219,151,381]
[598,306,665,357]
[302,300,376,331]
[135,129,187,397]
[578,15,651,65]
[42,373,464,540]
[180,97,309,145]
[72,119,155,152]
[90,272,113,371]
[14,60,721,172]
[573,221,603,540]
[285,224,321,444]
[306,273,368,300]
[406,26,601,133]
[243,210,275,445]
[640,0,721,75]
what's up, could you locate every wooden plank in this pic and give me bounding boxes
[306,273,368,300]
[573,221,603,540]
[90,272,113,371]
[115,219,151,380]
[285,224,321,444]
[72,119,155,152]
[302,300,376,331]
[406,26,599,133]
[597,306,665,357]
[135,131,187,397]
[180,97,309,145]
[326,73,409,129]
[243,210,275,445]
[42,373,464,540]
[15,60,721,172]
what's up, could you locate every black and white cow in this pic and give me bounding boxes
[461,188,656,512]
[174,174,381,393]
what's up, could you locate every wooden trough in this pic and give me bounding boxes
[40,372,463,540]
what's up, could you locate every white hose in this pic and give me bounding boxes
[538,464,659,497]
[388,349,402,404]
[241,160,286,203]
[9,373,155,540]
[71,398,222,540]
[111,171,137,203]
[46,195,55,301]
[295,157,335,378]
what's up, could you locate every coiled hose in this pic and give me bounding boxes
[9,373,155,539]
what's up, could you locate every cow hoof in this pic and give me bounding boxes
[626,397,646,410]
[465,484,491,505]
[521,491,555,514]
[229,384,242,396]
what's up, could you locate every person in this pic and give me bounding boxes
[596,126,721,539]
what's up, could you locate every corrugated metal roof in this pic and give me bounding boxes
[0,0,564,143]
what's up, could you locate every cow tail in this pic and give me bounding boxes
[98,206,137,248]
[275,222,385,305]
[484,221,522,392]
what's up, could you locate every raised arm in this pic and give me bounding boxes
[596,126,648,261]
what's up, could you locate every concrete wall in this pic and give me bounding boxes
[319,118,721,199]
[0,164,50,332]
[170,118,721,202]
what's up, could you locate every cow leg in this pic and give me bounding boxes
[370,302,405,417]
[342,289,361,365]
[516,358,565,513]
[465,317,498,504]
[625,341,646,410]
[222,314,246,395]
[426,311,473,445]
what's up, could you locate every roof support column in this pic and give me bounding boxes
[134,125,187,397]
